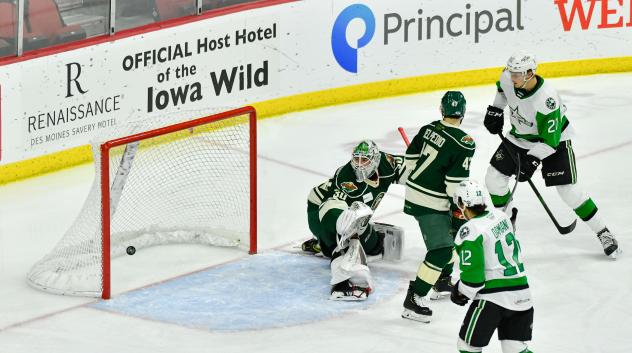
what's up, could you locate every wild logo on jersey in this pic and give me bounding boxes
[340,182,358,192]
[461,135,475,145]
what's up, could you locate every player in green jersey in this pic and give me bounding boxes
[483,51,620,259]
[401,91,476,323]
[304,140,407,300]
[451,180,533,353]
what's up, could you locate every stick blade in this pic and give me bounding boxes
[558,219,577,235]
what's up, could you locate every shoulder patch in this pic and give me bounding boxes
[340,182,358,193]
[545,97,556,110]
[459,226,471,240]
[460,135,475,146]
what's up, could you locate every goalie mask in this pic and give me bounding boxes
[351,140,380,182]
[453,179,486,212]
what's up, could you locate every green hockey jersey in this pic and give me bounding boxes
[404,120,475,215]
[455,208,532,311]
[307,152,405,219]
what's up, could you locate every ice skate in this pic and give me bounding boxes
[401,281,432,323]
[597,228,621,259]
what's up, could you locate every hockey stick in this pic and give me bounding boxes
[497,134,577,235]
[503,152,520,212]
[398,127,410,146]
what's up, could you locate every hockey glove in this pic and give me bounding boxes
[484,105,504,134]
[450,281,469,306]
[518,154,541,182]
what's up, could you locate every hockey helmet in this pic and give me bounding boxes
[453,179,486,211]
[506,51,537,74]
[351,140,380,182]
[440,91,467,118]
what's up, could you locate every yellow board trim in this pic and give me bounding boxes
[2,55,632,184]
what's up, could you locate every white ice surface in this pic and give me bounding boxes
[1,73,632,352]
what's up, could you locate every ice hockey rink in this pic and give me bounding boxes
[1,72,631,353]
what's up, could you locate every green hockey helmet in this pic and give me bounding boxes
[351,140,380,182]
[440,91,466,118]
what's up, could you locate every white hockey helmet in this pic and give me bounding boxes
[453,179,486,211]
[351,140,380,182]
[506,51,537,74]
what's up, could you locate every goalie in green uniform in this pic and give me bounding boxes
[303,140,407,301]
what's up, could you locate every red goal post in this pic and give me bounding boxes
[28,106,257,299]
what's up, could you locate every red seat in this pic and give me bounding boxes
[0,2,50,51]
[153,0,194,21]
[26,0,86,45]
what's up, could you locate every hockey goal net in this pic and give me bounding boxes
[27,106,257,299]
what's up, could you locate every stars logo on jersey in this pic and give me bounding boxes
[495,149,505,161]
[340,182,358,193]
[509,106,533,127]
[459,226,470,239]
[545,97,557,110]
[461,135,474,146]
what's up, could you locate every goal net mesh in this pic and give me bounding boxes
[27,107,255,298]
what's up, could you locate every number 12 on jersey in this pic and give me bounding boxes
[495,232,525,276]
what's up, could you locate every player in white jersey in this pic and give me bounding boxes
[483,51,620,259]
[450,180,533,353]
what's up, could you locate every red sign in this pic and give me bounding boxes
[554,0,632,31]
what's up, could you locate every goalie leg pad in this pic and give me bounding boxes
[372,222,404,261]
[329,239,373,300]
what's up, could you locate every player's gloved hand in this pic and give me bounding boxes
[518,154,541,182]
[484,105,504,134]
[450,281,469,306]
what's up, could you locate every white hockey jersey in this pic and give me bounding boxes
[454,208,532,311]
[495,70,575,160]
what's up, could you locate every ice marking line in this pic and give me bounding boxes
[0,253,250,332]
[576,140,632,160]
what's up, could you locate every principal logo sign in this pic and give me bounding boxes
[554,0,632,31]
[331,2,526,73]
[331,4,376,73]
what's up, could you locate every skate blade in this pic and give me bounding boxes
[401,309,431,323]
[329,293,368,301]
[608,248,623,260]
[428,289,450,301]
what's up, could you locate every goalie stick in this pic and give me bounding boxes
[497,134,576,235]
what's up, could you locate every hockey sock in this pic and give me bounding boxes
[413,247,452,296]
[574,198,606,233]
[490,190,511,208]
[440,249,457,277]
